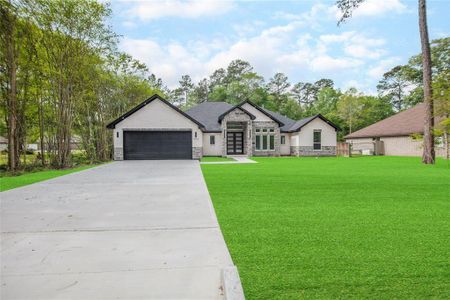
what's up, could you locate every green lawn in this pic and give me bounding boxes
[0,165,99,192]
[201,157,450,299]
[200,156,236,162]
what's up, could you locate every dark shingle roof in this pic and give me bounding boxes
[261,108,339,132]
[260,108,296,131]
[185,102,234,132]
[185,101,339,132]
[344,103,426,139]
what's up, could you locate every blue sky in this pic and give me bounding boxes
[109,0,449,93]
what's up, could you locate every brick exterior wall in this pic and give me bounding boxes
[252,121,280,157]
[290,146,336,156]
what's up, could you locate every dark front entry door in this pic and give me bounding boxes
[227,132,244,155]
[123,131,192,160]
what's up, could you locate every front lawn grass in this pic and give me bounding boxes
[0,165,99,192]
[201,156,450,299]
[200,156,235,162]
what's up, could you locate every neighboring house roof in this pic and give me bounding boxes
[185,102,234,132]
[0,136,7,144]
[345,103,426,139]
[106,94,205,129]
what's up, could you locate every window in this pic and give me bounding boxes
[262,135,268,149]
[313,130,321,150]
[210,135,215,145]
[116,132,119,138]
[255,127,275,151]
[256,135,261,149]
[194,131,197,138]
[281,135,285,145]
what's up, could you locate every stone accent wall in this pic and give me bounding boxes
[291,146,336,156]
[114,147,124,160]
[220,108,252,157]
[192,147,203,159]
[252,121,280,157]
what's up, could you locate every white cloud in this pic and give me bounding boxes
[121,20,137,29]
[367,57,401,79]
[274,3,340,30]
[310,55,363,72]
[320,31,386,60]
[125,0,234,21]
[352,0,407,17]
[118,3,400,89]
[344,45,386,59]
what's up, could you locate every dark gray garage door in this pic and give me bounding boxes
[123,131,192,160]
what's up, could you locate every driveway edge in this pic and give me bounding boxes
[222,266,245,300]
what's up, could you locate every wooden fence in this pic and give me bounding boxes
[336,142,351,157]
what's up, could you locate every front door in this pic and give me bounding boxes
[227,132,244,155]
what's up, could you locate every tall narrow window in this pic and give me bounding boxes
[269,135,275,150]
[256,135,261,150]
[116,132,119,138]
[313,130,321,150]
[281,135,285,145]
[262,135,268,149]
[210,135,215,145]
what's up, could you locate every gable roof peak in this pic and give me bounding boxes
[106,94,204,129]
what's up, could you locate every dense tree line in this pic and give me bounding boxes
[169,37,448,144]
[0,0,164,172]
[1,0,448,173]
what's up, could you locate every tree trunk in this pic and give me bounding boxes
[4,5,19,172]
[38,96,46,165]
[418,0,435,164]
[444,131,449,160]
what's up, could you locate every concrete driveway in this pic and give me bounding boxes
[1,161,239,299]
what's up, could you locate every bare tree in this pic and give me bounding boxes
[418,0,434,164]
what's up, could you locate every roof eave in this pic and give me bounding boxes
[238,100,285,126]
[218,106,256,122]
[106,94,205,130]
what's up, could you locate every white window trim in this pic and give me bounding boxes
[313,129,322,151]
[255,128,276,151]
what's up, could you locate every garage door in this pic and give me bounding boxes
[123,131,192,160]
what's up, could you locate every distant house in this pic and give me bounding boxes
[345,103,446,157]
[106,94,339,160]
[0,136,7,152]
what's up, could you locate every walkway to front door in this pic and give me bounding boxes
[227,132,244,155]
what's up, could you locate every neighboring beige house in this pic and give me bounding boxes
[345,103,447,157]
[107,94,339,160]
[0,136,7,152]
